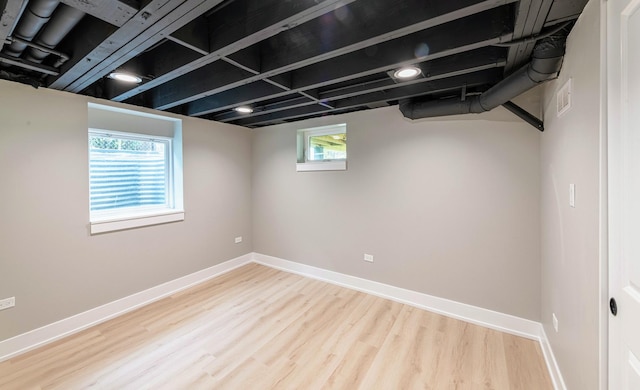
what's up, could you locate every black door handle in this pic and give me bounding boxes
[610,297,618,316]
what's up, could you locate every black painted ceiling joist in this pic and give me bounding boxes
[234,69,502,127]
[149,0,516,111]
[0,0,27,48]
[0,0,589,127]
[49,0,216,90]
[210,46,507,122]
[111,0,358,102]
[59,0,137,27]
[180,6,514,117]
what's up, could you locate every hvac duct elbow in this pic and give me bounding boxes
[476,65,537,111]
[400,34,567,121]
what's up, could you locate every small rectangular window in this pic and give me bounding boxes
[297,124,347,171]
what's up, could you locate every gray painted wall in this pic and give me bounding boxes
[0,81,253,341]
[540,0,602,388]
[252,106,541,320]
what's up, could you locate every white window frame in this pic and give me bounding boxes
[88,104,184,234]
[296,123,347,172]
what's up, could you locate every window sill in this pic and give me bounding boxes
[296,160,347,172]
[90,209,185,234]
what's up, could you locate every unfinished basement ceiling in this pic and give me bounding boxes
[0,0,588,128]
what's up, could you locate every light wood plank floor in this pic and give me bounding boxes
[0,264,552,389]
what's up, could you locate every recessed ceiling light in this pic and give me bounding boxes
[234,106,253,114]
[393,66,422,80]
[108,72,142,83]
[331,135,342,140]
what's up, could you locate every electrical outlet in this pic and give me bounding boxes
[364,254,374,263]
[0,297,15,311]
[552,313,559,333]
[234,236,243,244]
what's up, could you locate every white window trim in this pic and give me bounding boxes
[297,123,347,172]
[296,161,347,172]
[88,122,183,234]
[90,209,185,234]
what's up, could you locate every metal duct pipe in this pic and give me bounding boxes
[6,35,69,64]
[399,33,568,121]
[24,4,85,65]
[4,0,60,57]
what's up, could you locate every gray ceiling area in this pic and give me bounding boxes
[0,0,588,127]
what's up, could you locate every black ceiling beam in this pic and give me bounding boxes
[51,16,119,79]
[221,51,296,95]
[306,47,507,100]
[212,94,317,121]
[49,0,191,89]
[265,73,293,91]
[184,81,289,116]
[49,0,226,92]
[257,0,500,73]
[108,15,211,100]
[232,69,501,127]
[65,0,226,93]
[334,70,500,110]
[213,47,506,123]
[215,62,504,124]
[504,0,553,73]
[287,7,514,91]
[205,0,357,54]
[60,0,138,27]
[140,40,204,79]
[0,0,27,48]
[144,64,255,110]
[150,0,515,111]
[235,104,334,127]
[147,53,267,109]
[546,0,587,22]
[104,40,204,100]
[232,63,502,123]
[225,45,261,74]
[111,0,357,103]
[167,15,210,55]
[185,7,513,117]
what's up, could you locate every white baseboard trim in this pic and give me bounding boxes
[0,253,253,363]
[539,326,567,390]
[253,253,541,339]
[252,253,566,390]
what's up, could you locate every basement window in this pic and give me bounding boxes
[296,124,347,171]
[88,103,184,234]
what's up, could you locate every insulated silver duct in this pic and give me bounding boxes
[399,32,568,121]
[4,0,60,57]
[24,4,84,65]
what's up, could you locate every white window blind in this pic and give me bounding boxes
[89,132,172,212]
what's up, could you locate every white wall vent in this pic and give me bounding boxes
[557,78,572,116]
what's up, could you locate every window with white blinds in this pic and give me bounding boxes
[88,103,184,234]
[89,131,172,212]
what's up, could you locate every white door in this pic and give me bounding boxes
[609,0,640,388]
